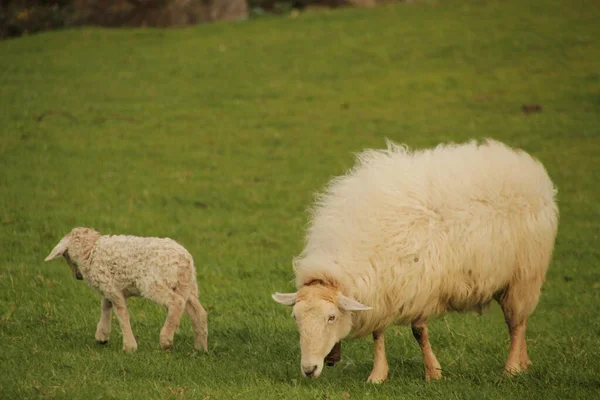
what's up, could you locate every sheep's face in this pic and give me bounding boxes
[272,285,371,379]
[293,296,352,378]
[64,253,83,280]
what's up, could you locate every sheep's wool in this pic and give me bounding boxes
[45,227,208,352]
[293,139,559,337]
[87,235,195,297]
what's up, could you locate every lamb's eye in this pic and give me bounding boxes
[291,313,296,320]
[328,315,336,322]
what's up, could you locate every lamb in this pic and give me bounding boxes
[45,227,208,353]
[273,139,559,383]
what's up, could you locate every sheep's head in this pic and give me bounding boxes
[44,227,101,280]
[272,282,371,379]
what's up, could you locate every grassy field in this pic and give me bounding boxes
[1,0,599,398]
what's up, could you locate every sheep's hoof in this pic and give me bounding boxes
[367,372,388,384]
[503,365,523,376]
[367,376,388,384]
[425,368,442,381]
[96,340,109,345]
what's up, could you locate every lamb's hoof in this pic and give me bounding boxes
[95,331,110,343]
[194,342,208,352]
[160,342,174,351]
[123,344,138,353]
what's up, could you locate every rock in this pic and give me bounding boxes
[73,0,248,28]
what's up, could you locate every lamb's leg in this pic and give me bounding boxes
[160,292,186,350]
[111,295,137,352]
[411,321,442,381]
[95,297,112,344]
[185,296,208,352]
[146,284,187,350]
[367,330,389,383]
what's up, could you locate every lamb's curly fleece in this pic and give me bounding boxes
[293,139,559,338]
[45,227,208,352]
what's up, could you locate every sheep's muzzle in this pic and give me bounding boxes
[325,342,341,366]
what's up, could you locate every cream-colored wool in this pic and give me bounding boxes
[273,139,558,382]
[45,227,208,353]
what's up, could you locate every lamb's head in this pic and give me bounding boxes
[272,283,372,379]
[44,227,101,280]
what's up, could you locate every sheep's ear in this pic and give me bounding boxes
[272,292,297,306]
[338,293,372,311]
[44,236,70,261]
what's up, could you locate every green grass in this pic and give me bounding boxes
[1,0,599,398]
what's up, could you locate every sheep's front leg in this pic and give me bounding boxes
[411,321,442,381]
[111,295,137,352]
[367,330,389,383]
[95,297,112,344]
[503,318,530,375]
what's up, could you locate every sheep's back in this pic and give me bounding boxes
[90,236,194,294]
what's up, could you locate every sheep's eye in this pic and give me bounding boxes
[291,313,296,320]
[328,315,336,322]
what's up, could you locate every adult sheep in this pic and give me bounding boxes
[272,139,558,383]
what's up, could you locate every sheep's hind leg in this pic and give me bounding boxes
[185,296,208,352]
[95,297,112,344]
[367,330,389,383]
[499,305,530,376]
[496,280,539,375]
[146,284,187,350]
[411,321,442,381]
[111,294,137,352]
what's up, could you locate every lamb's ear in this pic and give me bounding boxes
[338,293,372,311]
[44,236,70,261]
[272,292,297,306]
